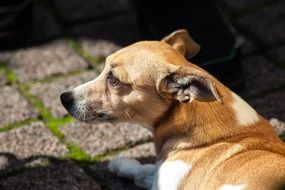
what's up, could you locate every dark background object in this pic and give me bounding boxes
[0,0,33,50]
[134,0,243,91]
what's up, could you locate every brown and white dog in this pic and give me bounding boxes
[61,29,285,190]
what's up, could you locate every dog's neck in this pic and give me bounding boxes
[153,88,277,159]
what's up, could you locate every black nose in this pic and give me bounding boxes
[60,91,74,110]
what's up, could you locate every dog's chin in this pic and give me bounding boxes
[69,110,116,124]
[77,117,116,124]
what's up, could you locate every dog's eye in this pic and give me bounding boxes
[107,72,121,86]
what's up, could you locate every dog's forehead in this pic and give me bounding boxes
[104,42,165,80]
[106,41,186,68]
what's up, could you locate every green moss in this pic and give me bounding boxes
[53,116,75,128]
[91,147,131,162]
[18,85,52,119]
[68,39,105,67]
[0,55,92,163]
[21,70,89,90]
[0,118,38,133]
[89,56,106,65]
[68,39,88,59]
[13,68,90,161]
[61,143,90,161]
[0,51,125,164]
[44,116,89,161]
[45,120,66,140]
[0,63,18,84]
[68,39,82,52]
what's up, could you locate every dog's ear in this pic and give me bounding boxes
[162,29,201,59]
[157,66,222,103]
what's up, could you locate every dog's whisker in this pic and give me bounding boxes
[125,111,132,120]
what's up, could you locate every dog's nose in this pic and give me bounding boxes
[60,91,74,110]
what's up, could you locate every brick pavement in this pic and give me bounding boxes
[0,0,284,189]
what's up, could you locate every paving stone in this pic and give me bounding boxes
[113,142,156,160]
[0,162,101,190]
[267,45,285,68]
[0,86,38,127]
[240,55,285,97]
[29,71,97,118]
[237,3,285,48]
[0,70,7,86]
[220,0,273,13]
[70,14,143,47]
[60,121,152,157]
[80,39,121,57]
[0,122,68,174]
[50,0,130,23]
[250,89,285,121]
[0,40,89,82]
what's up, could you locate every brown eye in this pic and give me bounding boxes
[107,72,121,86]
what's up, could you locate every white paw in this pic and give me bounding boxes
[134,164,155,189]
[108,157,141,178]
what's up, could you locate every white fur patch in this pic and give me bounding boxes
[219,184,246,190]
[152,160,191,190]
[231,92,259,126]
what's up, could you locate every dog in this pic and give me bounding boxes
[61,29,285,190]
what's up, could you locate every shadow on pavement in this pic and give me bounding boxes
[0,152,156,190]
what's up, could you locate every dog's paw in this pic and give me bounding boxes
[134,164,155,189]
[108,157,141,178]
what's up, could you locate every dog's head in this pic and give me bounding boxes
[61,29,222,127]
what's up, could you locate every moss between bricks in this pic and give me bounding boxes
[68,39,106,67]
[19,86,90,161]
[21,68,89,90]
[0,118,38,133]
[0,63,18,85]
[0,45,143,185]
[91,147,130,162]
[0,56,136,163]
[0,62,91,161]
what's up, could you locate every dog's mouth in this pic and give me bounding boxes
[85,112,116,123]
[67,106,116,123]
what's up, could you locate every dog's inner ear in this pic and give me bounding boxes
[162,29,201,59]
[159,69,222,103]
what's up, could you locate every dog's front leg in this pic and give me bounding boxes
[108,157,156,189]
